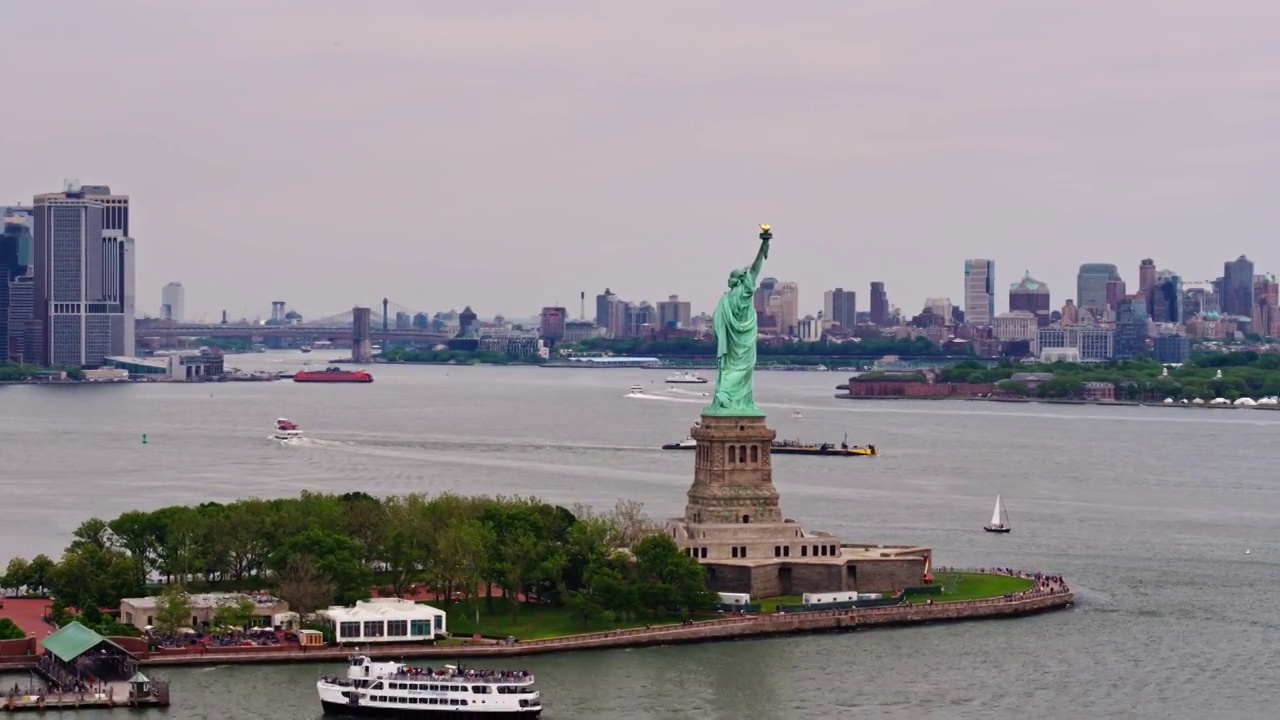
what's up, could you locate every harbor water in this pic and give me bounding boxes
[2,352,1278,719]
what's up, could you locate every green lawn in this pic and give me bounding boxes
[907,571,1033,602]
[443,600,684,641]
[754,595,802,614]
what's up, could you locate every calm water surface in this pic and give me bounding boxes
[2,351,1278,719]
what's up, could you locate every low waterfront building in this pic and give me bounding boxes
[320,598,447,643]
[1081,381,1116,402]
[38,621,170,706]
[477,331,548,360]
[119,592,290,631]
[838,372,995,399]
[103,353,224,380]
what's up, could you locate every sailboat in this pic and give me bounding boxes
[983,494,1011,533]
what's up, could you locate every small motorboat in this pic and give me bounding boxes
[274,418,303,442]
[662,436,697,450]
[791,410,804,418]
[627,385,644,396]
[983,494,1011,533]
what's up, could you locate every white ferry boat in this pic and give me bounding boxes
[627,384,645,396]
[274,418,303,442]
[318,655,541,717]
[665,371,708,384]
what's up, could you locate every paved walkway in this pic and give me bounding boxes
[0,598,49,649]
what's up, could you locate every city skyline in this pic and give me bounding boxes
[3,1,1278,320]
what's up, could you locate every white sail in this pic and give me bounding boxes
[990,495,1005,527]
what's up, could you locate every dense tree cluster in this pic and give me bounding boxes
[0,361,84,381]
[937,352,1280,401]
[563,335,945,360]
[0,492,713,632]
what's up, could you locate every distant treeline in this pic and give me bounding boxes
[936,352,1280,400]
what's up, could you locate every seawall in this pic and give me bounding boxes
[0,590,1071,670]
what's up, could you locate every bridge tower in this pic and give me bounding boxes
[382,298,389,331]
[352,307,373,363]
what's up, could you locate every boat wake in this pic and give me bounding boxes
[307,439,679,484]
[624,392,703,403]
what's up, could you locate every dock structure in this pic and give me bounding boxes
[2,621,169,712]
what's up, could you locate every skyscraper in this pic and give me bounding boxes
[1138,259,1156,297]
[963,259,995,326]
[1148,272,1182,324]
[5,275,33,361]
[869,282,888,326]
[754,277,778,314]
[1076,263,1122,319]
[1,208,33,280]
[656,294,692,328]
[822,288,857,329]
[1222,255,1254,317]
[1114,295,1149,359]
[0,209,34,360]
[773,281,799,335]
[1008,270,1050,325]
[594,288,616,328]
[32,183,135,367]
[161,282,185,322]
[539,306,566,344]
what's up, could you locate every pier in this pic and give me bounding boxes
[0,622,169,713]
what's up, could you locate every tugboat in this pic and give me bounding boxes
[662,433,876,457]
[274,418,303,442]
[317,655,542,717]
[293,367,374,383]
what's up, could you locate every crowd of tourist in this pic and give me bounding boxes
[145,627,283,649]
[395,665,534,683]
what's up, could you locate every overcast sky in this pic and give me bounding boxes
[5,0,1278,322]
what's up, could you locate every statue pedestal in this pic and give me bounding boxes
[684,414,779,524]
[665,412,930,598]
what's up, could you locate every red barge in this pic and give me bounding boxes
[293,367,373,383]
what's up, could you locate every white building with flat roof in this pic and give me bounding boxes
[321,598,447,643]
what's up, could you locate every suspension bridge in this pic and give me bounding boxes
[135,299,452,349]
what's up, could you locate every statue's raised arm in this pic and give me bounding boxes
[748,224,771,280]
[704,224,773,417]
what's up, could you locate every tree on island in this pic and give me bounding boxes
[211,594,256,630]
[153,586,193,633]
[0,618,25,641]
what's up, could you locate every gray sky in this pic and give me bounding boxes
[5,0,1277,322]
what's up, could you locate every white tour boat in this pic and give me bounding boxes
[318,655,541,717]
[627,384,645,396]
[665,371,708,384]
[274,418,303,442]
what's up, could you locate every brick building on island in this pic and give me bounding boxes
[665,414,929,598]
[836,371,995,399]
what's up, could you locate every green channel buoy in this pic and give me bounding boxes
[142,434,148,444]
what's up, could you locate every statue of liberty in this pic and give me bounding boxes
[704,224,772,417]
